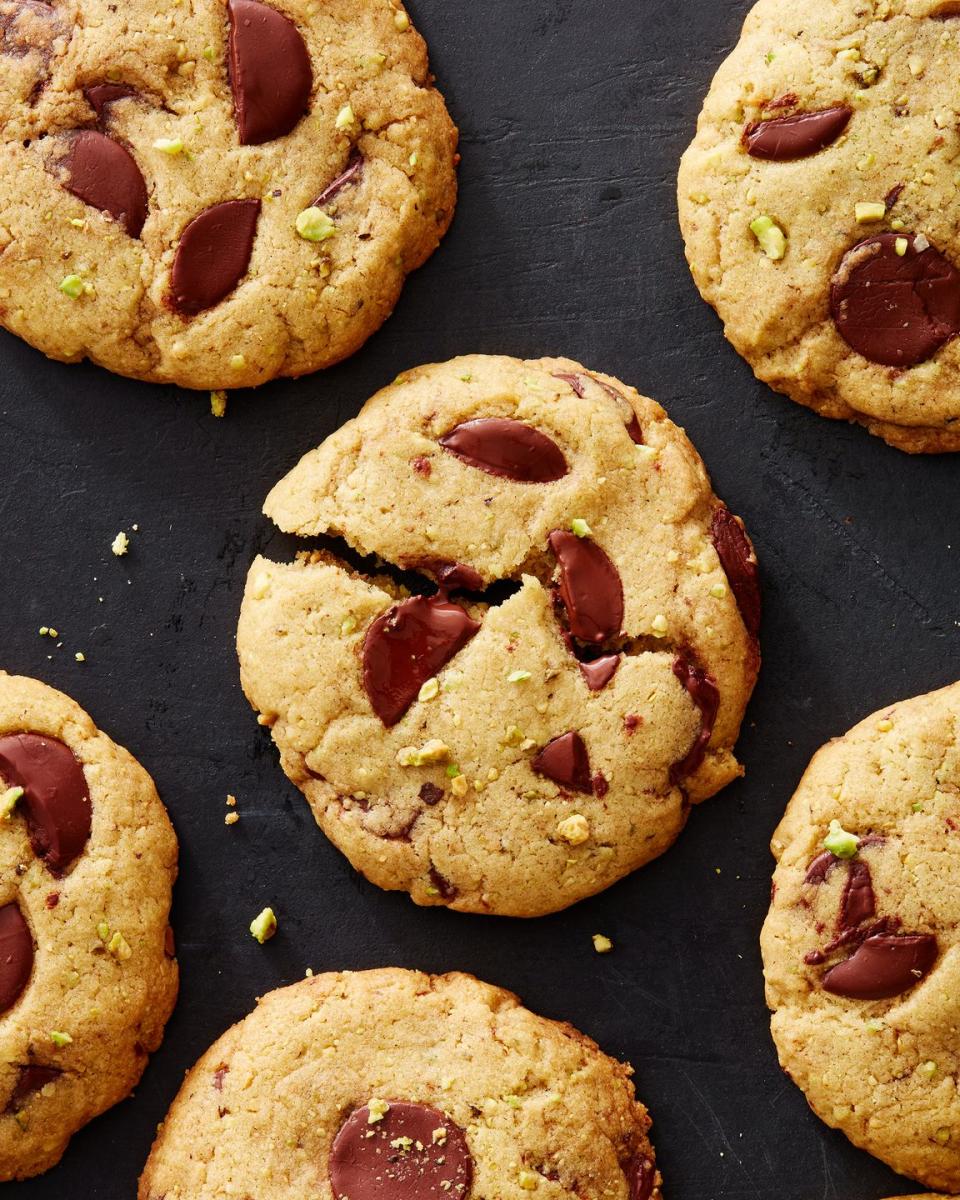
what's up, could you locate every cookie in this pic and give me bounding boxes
[138,967,661,1199]
[237,354,760,917]
[761,681,960,1190]
[0,672,178,1179]
[678,0,960,453]
[0,0,456,389]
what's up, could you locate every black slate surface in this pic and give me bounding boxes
[1,1,959,1196]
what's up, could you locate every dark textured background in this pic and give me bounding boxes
[1,1,958,1196]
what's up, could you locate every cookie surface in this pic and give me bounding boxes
[761,681,960,1190]
[138,967,661,1200]
[679,0,960,452]
[0,672,178,1179]
[0,0,456,389]
[237,354,760,917]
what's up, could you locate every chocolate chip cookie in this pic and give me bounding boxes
[0,0,456,389]
[0,671,178,1179]
[762,680,960,1190]
[679,0,960,452]
[138,968,661,1200]
[237,354,760,917]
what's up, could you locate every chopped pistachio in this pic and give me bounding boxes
[108,930,132,961]
[592,933,613,954]
[335,103,356,131]
[418,677,440,702]
[894,237,909,257]
[709,582,727,599]
[249,906,277,944]
[396,739,450,767]
[111,531,130,557]
[202,45,215,60]
[934,1127,951,1145]
[229,353,246,370]
[295,206,336,242]
[557,814,590,845]
[518,1170,539,1190]
[59,274,85,299]
[876,717,893,732]
[367,1097,390,1123]
[918,1060,938,1078]
[394,9,410,30]
[570,517,592,538]
[210,390,228,418]
[855,201,886,223]
[153,137,185,155]
[507,669,531,683]
[750,214,787,260]
[650,613,668,637]
[0,787,23,820]
[97,920,111,942]
[824,819,859,859]
[49,1031,73,1048]
[340,614,358,636]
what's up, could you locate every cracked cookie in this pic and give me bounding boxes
[237,354,760,917]
[679,0,960,452]
[0,0,456,389]
[0,671,178,1180]
[761,680,960,1190]
[138,967,661,1200]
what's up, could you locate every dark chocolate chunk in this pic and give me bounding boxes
[313,152,364,207]
[670,657,720,784]
[629,1156,657,1200]
[428,866,457,900]
[579,654,620,691]
[84,83,136,122]
[805,850,836,885]
[710,506,761,638]
[0,732,91,873]
[227,0,311,145]
[533,731,592,794]
[9,1064,59,1110]
[549,530,624,644]
[418,782,443,806]
[440,419,568,483]
[743,106,852,160]
[170,199,260,315]
[329,1101,473,1199]
[884,182,904,211]
[0,904,33,1014]
[831,233,960,366]
[823,932,938,1000]
[434,562,484,592]
[59,129,147,237]
[551,371,585,397]
[362,595,479,727]
[839,858,875,930]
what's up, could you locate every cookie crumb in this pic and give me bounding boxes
[367,1097,390,1123]
[225,812,239,826]
[0,786,23,819]
[210,390,228,417]
[111,531,130,557]
[249,907,277,944]
[592,933,613,954]
[557,814,590,845]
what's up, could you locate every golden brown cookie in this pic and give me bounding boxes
[679,0,960,452]
[237,354,760,916]
[0,671,178,1179]
[762,681,960,1190]
[0,0,457,389]
[138,968,661,1200]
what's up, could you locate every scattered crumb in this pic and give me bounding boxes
[592,933,614,954]
[210,390,228,418]
[224,812,239,826]
[111,531,130,557]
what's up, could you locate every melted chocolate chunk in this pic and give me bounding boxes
[532,731,592,794]
[0,904,32,1014]
[227,0,312,145]
[551,371,585,397]
[629,1156,657,1200]
[428,866,457,900]
[439,419,568,483]
[419,782,443,806]
[823,932,938,1000]
[579,654,620,691]
[362,595,480,727]
[710,507,761,638]
[804,850,836,885]
[839,858,875,930]
[434,562,484,592]
[670,657,720,784]
[0,733,91,873]
[59,130,147,238]
[170,199,260,315]
[831,233,960,367]
[549,530,624,644]
[9,1064,59,1110]
[84,82,136,122]
[313,152,364,207]
[329,1101,473,1199]
[743,105,852,160]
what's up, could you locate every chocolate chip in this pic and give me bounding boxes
[839,858,875,930]
[549,530,624,644]
[59,130,147,237]
[670,657,720,784]
[83,82,136,123]
[532,731,593,794]
[579,654,620,691]
[313,153,364,207]
[0,733,92,873]
[629,1156,657,1200]
[362,595,480,727]
[0,904,33,1014]
[227,0,312,145]
[169,199,261,315]
[8,1064,59,1110]
[710,506,761,638]
[418,782,443,806]
[439,418,569,483]
[329,1101,473,1200]
[743,105,852,160]
[823,932,938,1000]
[831,232,960,366]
